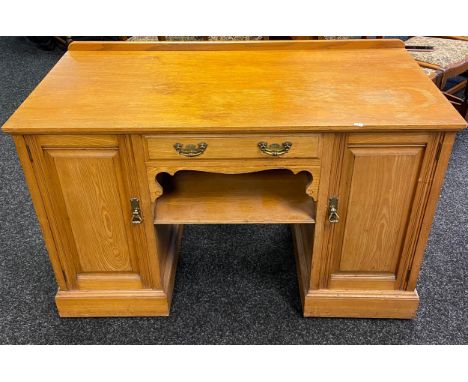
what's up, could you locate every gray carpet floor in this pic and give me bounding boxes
[0,37,466,344]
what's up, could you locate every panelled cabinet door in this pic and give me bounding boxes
[27,135,159,291]
[326,133,441,291]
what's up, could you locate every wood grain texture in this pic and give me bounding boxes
[347,132,431,145]
[159,224,183,300]
[12,135,68,290]
[26,135,163,293]
[316,133,440,295]
[338,146,424,272]
[154,170,316,224]
[36,135,118,147]
[145,134,320,160]
[406,132,457,290]
[393,133,442,290]
[27,136,90,289]
[68,39,405,51]
[303,289,419,318]
[145,159,321,202]
[4,41,463,319]
[128,134,164,289]
[45,149,133,272]
[311,133,345,290]
[291,223,314,302]
[55,289,169,317]
[2,41,465,134]
[329,273,395,290]
[76,273,143,290]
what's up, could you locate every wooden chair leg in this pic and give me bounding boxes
[444,91,468,119]
[445,79,467,95]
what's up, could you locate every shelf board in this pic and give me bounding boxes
[153,170,315,224]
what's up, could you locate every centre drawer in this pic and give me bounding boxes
[144,134,321,160]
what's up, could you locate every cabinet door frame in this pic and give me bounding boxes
[26,134,162,291]
[312,132,444,292]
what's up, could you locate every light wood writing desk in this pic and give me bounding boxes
[2,40,466,318]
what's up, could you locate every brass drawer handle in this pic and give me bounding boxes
[328,197,340,224]
[258,141,292,157]
[173,142,208,157]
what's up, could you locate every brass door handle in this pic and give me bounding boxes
[258,141,292,156]
[130,197,143,224]
[174,142,208,157]
[328,197,340,223]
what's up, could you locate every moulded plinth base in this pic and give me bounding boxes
[302,289,419,319]
[55,290,170,317]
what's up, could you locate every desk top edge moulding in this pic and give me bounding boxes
[2,40,466,318]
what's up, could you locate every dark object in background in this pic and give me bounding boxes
[405,45,434,52]
[27,36,124,50]
[27,37,56,50]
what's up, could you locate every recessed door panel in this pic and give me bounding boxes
[327,133,436,291]
[339,146,423,273]
[28,135,157,291]
[46,149,133,273]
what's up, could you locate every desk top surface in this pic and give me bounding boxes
[3,40,466,134]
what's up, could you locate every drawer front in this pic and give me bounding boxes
[144,135,320,160]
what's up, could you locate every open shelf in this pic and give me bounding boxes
[153,170,315,224]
